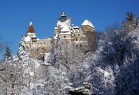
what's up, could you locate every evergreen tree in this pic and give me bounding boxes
[123,12,139,32]
[17,36,30,64]
[3,46,12,60]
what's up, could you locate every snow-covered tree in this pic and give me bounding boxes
[3,46,12,60]
[123,12,139,32]
[114,28,139,95]
[0,60,23,95]
[18,36,30,64]
[1,12,139,95]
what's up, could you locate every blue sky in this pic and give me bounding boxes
[0,0,139,56]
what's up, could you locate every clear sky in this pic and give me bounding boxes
[0,0,139,56]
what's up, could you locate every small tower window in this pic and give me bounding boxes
[78,34,80,36]
[64,36,66,38]
[74,34,76,36]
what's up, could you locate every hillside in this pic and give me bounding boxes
[0,12,139,95]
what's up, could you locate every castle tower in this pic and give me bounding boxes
[57,12,71,28]
[59,12,67,22]
[23,21,52,60]
[81,19,95,50]
[54,12,71,42]
[26,21,37,39]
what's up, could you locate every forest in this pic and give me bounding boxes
[0,12,139,95]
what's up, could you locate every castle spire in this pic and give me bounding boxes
[27,21,35,33]
[30,21,33,26]
[26,21,36,38]
[61,11,66,17]
[59,11,67,22]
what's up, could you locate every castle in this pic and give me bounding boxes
[23,12,95,59]
[54,12,95,50]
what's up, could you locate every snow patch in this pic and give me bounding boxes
[104,71,110,77]
[30,72,34,76]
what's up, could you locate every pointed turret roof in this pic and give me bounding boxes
[82,19,95,28]
[27,21,35,33]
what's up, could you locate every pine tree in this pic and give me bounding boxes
[3,46,12,60]
[123,12,139,32]
[18,36,30,64]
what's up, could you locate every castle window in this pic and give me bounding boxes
[64,36,66,38]
[74,34,76,36]
[80,44,82,47]
[78,34,80,36]
[76,38,78,41]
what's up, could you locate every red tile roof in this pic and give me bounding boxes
[27,22,35,33]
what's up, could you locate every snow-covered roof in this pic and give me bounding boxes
[82,19,94,28]
[61,25,70,32]
[73,26,80,29]
[65,19,70,25]
[57,18,70,27]
[54,27,58,30]
[27,33,37,38]
[24,36,31,42]
[57,21,65,27]
[60,32,71,34]
[46,38,52,41]
[57,21,68,28]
